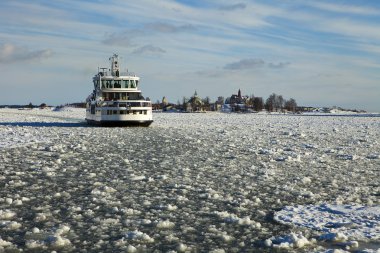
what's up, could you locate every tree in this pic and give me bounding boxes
[265,93,286,112]
[284,98,297,112]
[216,96,224,105]
[202,96,210,106]
[277,95,284,112]
[253,97,264,111]
[202,96,211,111]
[265,93,276,112]
[182,97,188,111]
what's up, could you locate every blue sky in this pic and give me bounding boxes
[0,0,380,111]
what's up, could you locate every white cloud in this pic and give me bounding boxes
[321,19,380,41]
[144,22,196,33]
[224,58,265,70]
[132,45,166,55]
[0,43,52,63]
[268,62,291,69]
[306,2,380,15]
[102,32,136,47]
[218,3,246,11]
[223,58,291,70]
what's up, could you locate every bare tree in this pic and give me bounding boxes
[277,95,284,112]
[202,96,211,111]
[202,96,210,106]
[265,93,276,112]
[253,97,264,111]
[285,98,297,112]
[216,96,224,105]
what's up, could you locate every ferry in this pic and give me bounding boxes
[85,54,153,126]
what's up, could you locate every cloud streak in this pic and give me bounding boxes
[219,3,247,11]
[0,43,52,64]
[224,58,265,70]
[224,58,290,70]
[268,62,291,69]
[144,22,196,33]
[102,33,136,47]
[305,2,380,15]
[102,22,196,48]
[132,45,166,55]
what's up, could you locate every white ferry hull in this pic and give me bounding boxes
[85,109,153,127]
[86,119,153,127]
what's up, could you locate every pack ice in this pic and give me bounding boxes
[0,108,379,252]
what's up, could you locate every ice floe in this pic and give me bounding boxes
[275,204,380,241]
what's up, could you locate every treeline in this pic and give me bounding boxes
[265,93,297,112]
[154,91,298,113]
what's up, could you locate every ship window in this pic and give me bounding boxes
[130,80,135,88]
[133,111,137,115]
[121,93,127,100]
[106,80,112,88]
[129,93,139,100]
[126,111,130,115]
[144,110,147,115]
[124,80,129,88]
[114,80,121,88]
[135,80,139,87]
[101,81,105,89]
[113,110,117,114]
[108,92,114,100]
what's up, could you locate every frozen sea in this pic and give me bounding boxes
[0,108,379,252]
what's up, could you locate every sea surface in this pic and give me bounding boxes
[0,108,379,252]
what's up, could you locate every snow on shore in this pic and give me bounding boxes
[0,108,379,252]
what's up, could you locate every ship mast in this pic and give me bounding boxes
[109,54,120,77]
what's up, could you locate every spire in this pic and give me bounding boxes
[238,89,241,98]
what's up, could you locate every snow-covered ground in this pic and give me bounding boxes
[0,108,379,252]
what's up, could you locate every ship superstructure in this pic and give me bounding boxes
[86,54,153,126]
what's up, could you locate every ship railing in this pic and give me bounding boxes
[98,71,136,77]
[100,101,151,108]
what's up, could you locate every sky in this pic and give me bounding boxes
[0,0,380,111]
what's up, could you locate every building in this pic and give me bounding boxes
[186,91,204,112]
[225,89,249,112]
